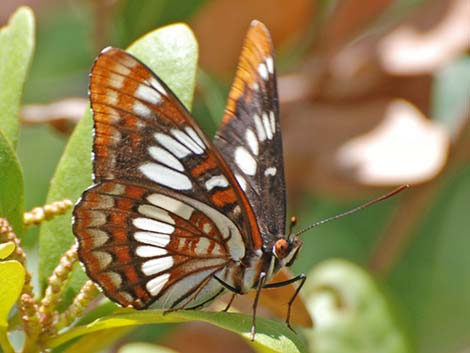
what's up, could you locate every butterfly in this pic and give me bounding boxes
[73,20,307,339]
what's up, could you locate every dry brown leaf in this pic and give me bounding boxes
[336,99,450,185]
[283,100,390,198]
[313,0,393,55]
[282,99,450,199]
[191,0,315,76]
[379,0,470,74]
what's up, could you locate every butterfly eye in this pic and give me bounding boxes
[273,238,289,259]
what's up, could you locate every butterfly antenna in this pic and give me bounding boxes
[287,216,297,238]
[293,185,409,237]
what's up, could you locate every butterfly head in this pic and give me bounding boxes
[272,236,303,267]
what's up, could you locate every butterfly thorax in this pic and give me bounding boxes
[220,235,302,294]
[220,248,271,294]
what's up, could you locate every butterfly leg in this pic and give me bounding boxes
[262,273,306,332]
[213,275,243,294]
[223,293,237,312]
[250,271,267,341]
[212,275,241,312]
[213,274,266,340]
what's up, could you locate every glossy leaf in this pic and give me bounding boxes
[45,310,306,353]
[0,6,35,147]
[0,242,15,260]
[61,327,133,353]
[127,23,198,110]
[0,130,24,235]
[0,260,25,328]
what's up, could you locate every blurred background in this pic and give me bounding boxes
[2,0,469,352]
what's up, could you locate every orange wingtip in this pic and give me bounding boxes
[223,19,274,121]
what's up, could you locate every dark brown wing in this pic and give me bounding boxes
[214,21,286,239]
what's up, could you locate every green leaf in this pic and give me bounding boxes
[61,327,133,353]
[196,69,228,136]
[37,113,92,296]
[0,260,25,328]
[44,311,306,353]
[38,24,198,295]
[113,0,205,49]
[388,165,470,353]
[0,130,24,236]
[127,23,198,110]
[0,6,35,147]
[118,342,180,353]
[0,242,15,260]
[303,260,411,353]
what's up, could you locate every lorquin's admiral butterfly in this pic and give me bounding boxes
[73,20,407,339]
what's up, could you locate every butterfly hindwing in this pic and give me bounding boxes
[214,21,287,238]
[74,181,244,309]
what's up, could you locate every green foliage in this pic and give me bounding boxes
[0,260,25,328]
[388,165,470,353]
[37,112,93,295]
[292,195,398,271]
[23,7,91,103]
[60,327,134,353]
[127,23,199,110]
[0,242,15,259]
[0,242,26,353]
[0,131,24,236]
[303,260,411,353]
[0,255,25,353]
[0,7,35,147]
[45,310,306,353]
[0,7,32,236]
[0,259,24,353]
[113,0,207,47]
[195,69,228,136]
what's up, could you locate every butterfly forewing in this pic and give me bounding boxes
[89,48,261,248]
[214,21,287,238]
[73,48,262,309]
